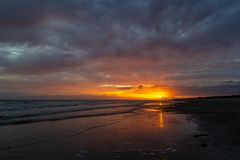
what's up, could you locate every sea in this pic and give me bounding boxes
[0,100,153,126]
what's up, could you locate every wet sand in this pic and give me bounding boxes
[0,98,240,160]
[169,97,240,160]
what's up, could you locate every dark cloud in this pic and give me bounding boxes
[222,80,240,84]
[175,83,240,97]
[0,0,240,97]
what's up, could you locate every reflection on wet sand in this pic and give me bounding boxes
[144,107,164,128]
[159,111,163,128]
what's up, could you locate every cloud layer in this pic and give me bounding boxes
[0,0,240,98]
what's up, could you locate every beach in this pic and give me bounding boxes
[1,1,239,159]
[0,98,240,160]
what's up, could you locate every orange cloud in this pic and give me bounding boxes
[99,84,173,100]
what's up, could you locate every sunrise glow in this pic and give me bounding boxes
[101,84,172,100]
[104,91,169,99]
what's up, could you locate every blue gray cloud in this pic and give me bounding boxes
[0,0,240,98]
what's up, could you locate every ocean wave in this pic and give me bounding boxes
[0,100,147,126]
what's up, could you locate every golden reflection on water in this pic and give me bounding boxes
[159,111,163,128]
[144,107,164,128]
[144,108,160,112]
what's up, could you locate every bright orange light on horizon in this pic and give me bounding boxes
[102,84,172,100]
[104,91,170,100]
[41,83,174,100]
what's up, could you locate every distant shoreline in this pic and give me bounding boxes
[174,94,240,101]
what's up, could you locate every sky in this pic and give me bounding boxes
[0,0,240,99]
